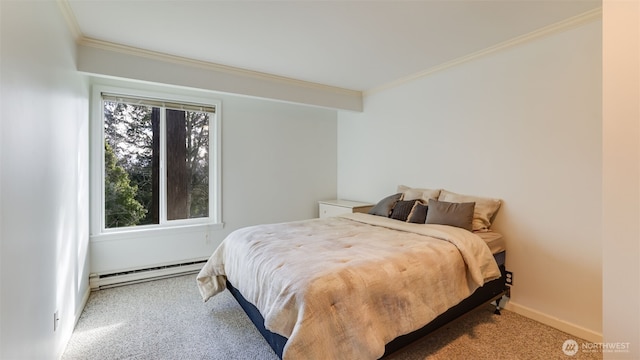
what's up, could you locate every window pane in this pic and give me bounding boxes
[166,109,209,220]
[104,101,160,228]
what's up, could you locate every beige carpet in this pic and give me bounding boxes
[386,303,602,360]
[62,274,602,360]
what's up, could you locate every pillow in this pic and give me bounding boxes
[397,185,441,203]
[438,190,502,231]
[368,193,402,217]
[425,199,475,231]
[406,202,428,224]
[390,200,417,221]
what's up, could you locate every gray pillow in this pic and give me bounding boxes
[438,190,501,231]
[368,193,402,217]
[425,199,475,231]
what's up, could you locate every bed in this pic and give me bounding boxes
[197,187,508,360]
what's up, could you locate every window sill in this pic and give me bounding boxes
[91,222,224,243]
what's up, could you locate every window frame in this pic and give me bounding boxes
[90,85,223,236]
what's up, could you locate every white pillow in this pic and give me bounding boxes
[438,190,502,231]
[397,185,441,203]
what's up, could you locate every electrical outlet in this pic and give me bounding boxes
[505,271,513,286]
[53,311,60,332]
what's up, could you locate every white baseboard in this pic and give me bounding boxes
[76,286,91,326]
[505,301,602,343]
[57,286,91,360]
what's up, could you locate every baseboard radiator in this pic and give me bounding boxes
[89,260,208,290]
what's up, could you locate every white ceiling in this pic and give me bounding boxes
[66,0,600,91]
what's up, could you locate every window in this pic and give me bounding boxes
[92,86,221,233]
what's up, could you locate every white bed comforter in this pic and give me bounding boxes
[197,213,501,360]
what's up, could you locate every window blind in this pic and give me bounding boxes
[101,93,216,113]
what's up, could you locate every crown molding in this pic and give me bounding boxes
[77,37,360,97]
[56,0,82,40]
[364,7,603,97]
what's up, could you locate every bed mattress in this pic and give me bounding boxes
[476,231,505,254]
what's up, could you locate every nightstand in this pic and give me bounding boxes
[318,199,374,218]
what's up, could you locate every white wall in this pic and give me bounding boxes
[338,19,602,340]
[0,1,90,359]
[602,1,640,358]
[87,78,338,274]
[219,94,338,229]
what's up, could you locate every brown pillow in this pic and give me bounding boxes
[425,199,475,231]
[406,202,428,224]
